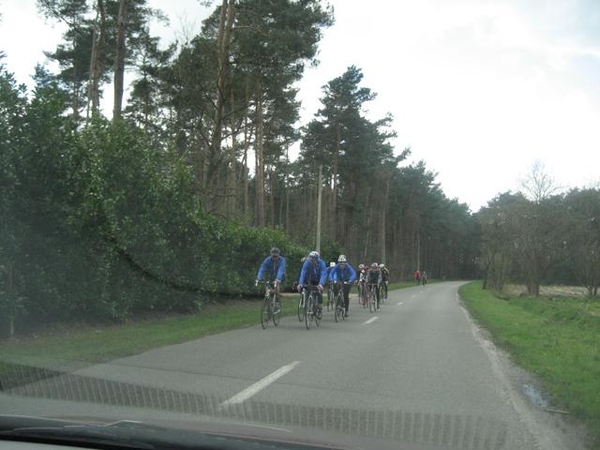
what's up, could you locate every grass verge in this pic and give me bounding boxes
[0,297,297,365]
[459,281,600,447]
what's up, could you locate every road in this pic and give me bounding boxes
[1,282,587,450]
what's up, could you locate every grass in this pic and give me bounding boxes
[459,281,600,447]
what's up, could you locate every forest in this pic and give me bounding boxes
[1,0,599,336]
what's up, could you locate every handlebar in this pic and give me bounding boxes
[300,284,321,291]
[257,280,279,289]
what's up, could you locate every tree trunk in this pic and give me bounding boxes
[227,89,237,217]
[206,0,236,210]
[330,122,340,241]
[88,0,106,117]
[362,186,372,262]
[113,0,128,121]
[285,189,290,233]
[255,86,266,227]
[269,170,276,227]
[381,173,391,263]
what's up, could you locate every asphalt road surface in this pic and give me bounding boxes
[1,282,588,450]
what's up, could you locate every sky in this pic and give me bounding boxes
[1,0,599,212]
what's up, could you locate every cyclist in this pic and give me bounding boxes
[326,262,335,278]
[421,270,428,286]
[380,263,390,299]
[297,250,327,315]
[255,247,286,297]
[331,255,357,317]
[366,262,382,309]
[357,263,367,305]
[326,262,336,309]
[414,269,421,286]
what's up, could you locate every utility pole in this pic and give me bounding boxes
[316,165,323,253]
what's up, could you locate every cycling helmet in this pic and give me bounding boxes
[329,262,336,268]
[308,251,319,261]
[270,247,281,256]
[359,264,364,270]
[380,263,385,268]
[371,262,378,269]
[338,255,347,263]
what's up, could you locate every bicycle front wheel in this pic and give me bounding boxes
[272,297,281,326]
[304,295,312,330]
[369,289,376,313]
[261,295,271,329]
[334,294,342,322]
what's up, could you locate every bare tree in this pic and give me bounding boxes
[520,159,560,203]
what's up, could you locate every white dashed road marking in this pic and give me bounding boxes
[221,361,301,406]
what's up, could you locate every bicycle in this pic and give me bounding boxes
[301,284,321,329]
[334,281,348,322]
[367,283,378,313]
[259,281,281,329]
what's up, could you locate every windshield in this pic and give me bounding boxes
[0,1,598,450]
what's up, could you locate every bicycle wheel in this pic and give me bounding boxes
[297,291,304,322]
[272,296,281,326]
[260,294,271,329]
[314,295,321,327]
[335,293,344,322]
[326,285,332,311]
[304,294,312,330]
[369,288,376,313]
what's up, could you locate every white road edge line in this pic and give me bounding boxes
[364,317,378,325]
[397,302,403,306]
[220,361,301,406]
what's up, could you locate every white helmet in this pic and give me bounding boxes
[309,251,319,260]
[329,262,336,267]
[338,255,347,263]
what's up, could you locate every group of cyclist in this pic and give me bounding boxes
[355,261,389,309]
[255,247,390,319]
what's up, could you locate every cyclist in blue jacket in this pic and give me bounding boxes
[256,247,286,297]
[331,255,357,317]
[297,251,327,312]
